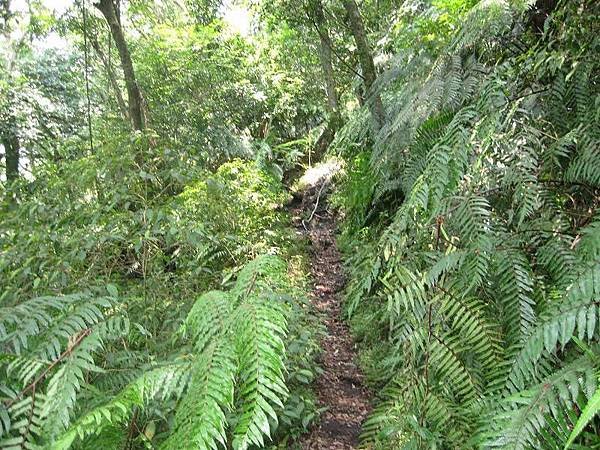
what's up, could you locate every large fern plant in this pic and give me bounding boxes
[336,0,600,448]
[0,255,309,449]
[0,291,130,448]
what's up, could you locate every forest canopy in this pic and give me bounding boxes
[0,0,599,449]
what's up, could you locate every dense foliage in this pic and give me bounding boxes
[1,0,598,449]
[0,143,320,446]
[333,0,600,448]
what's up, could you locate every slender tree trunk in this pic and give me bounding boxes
[313,0,338,113]
[2,134,19,183]
[341,0,384,129]
[94,0,145,131]
[2,1,19,186]
[90,32,129,121]
[309,0,341,162]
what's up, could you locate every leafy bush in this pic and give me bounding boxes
[172,159,290,274]
[330,151,378,244]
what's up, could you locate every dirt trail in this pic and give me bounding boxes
[291,181,371,450]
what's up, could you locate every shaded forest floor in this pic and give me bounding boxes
[290,178,371,449]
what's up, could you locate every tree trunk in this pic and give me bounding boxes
[341,0,384,129]
[313,0,338,113]
[90,32,129,121]
[2,133,19,183]
[94,0,145,131]
[308,0,342,162]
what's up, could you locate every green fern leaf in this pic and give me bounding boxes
[565,383,600,449]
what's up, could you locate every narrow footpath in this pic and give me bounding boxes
[291,178,371,450]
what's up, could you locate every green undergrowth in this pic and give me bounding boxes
[0,146,321,448]
[42,255,320,450]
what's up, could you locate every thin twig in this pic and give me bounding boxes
[307,179,328,224]
[81,0,94,154]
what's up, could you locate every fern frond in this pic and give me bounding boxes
[575,217,600,263]
[53,362,191,450]
[163,342,236,450]
[506,261,600,393]
[565,136,600,187]
[41,330,104,439]
[232,293,288,450]
[159,256,294,450]
[565,381,600,449]
[183,290,234,352]
[438,294,503,379]
[0,293,114,358]
[493,250,536,346]
[482,354,597,449]
[231,254,289,298]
